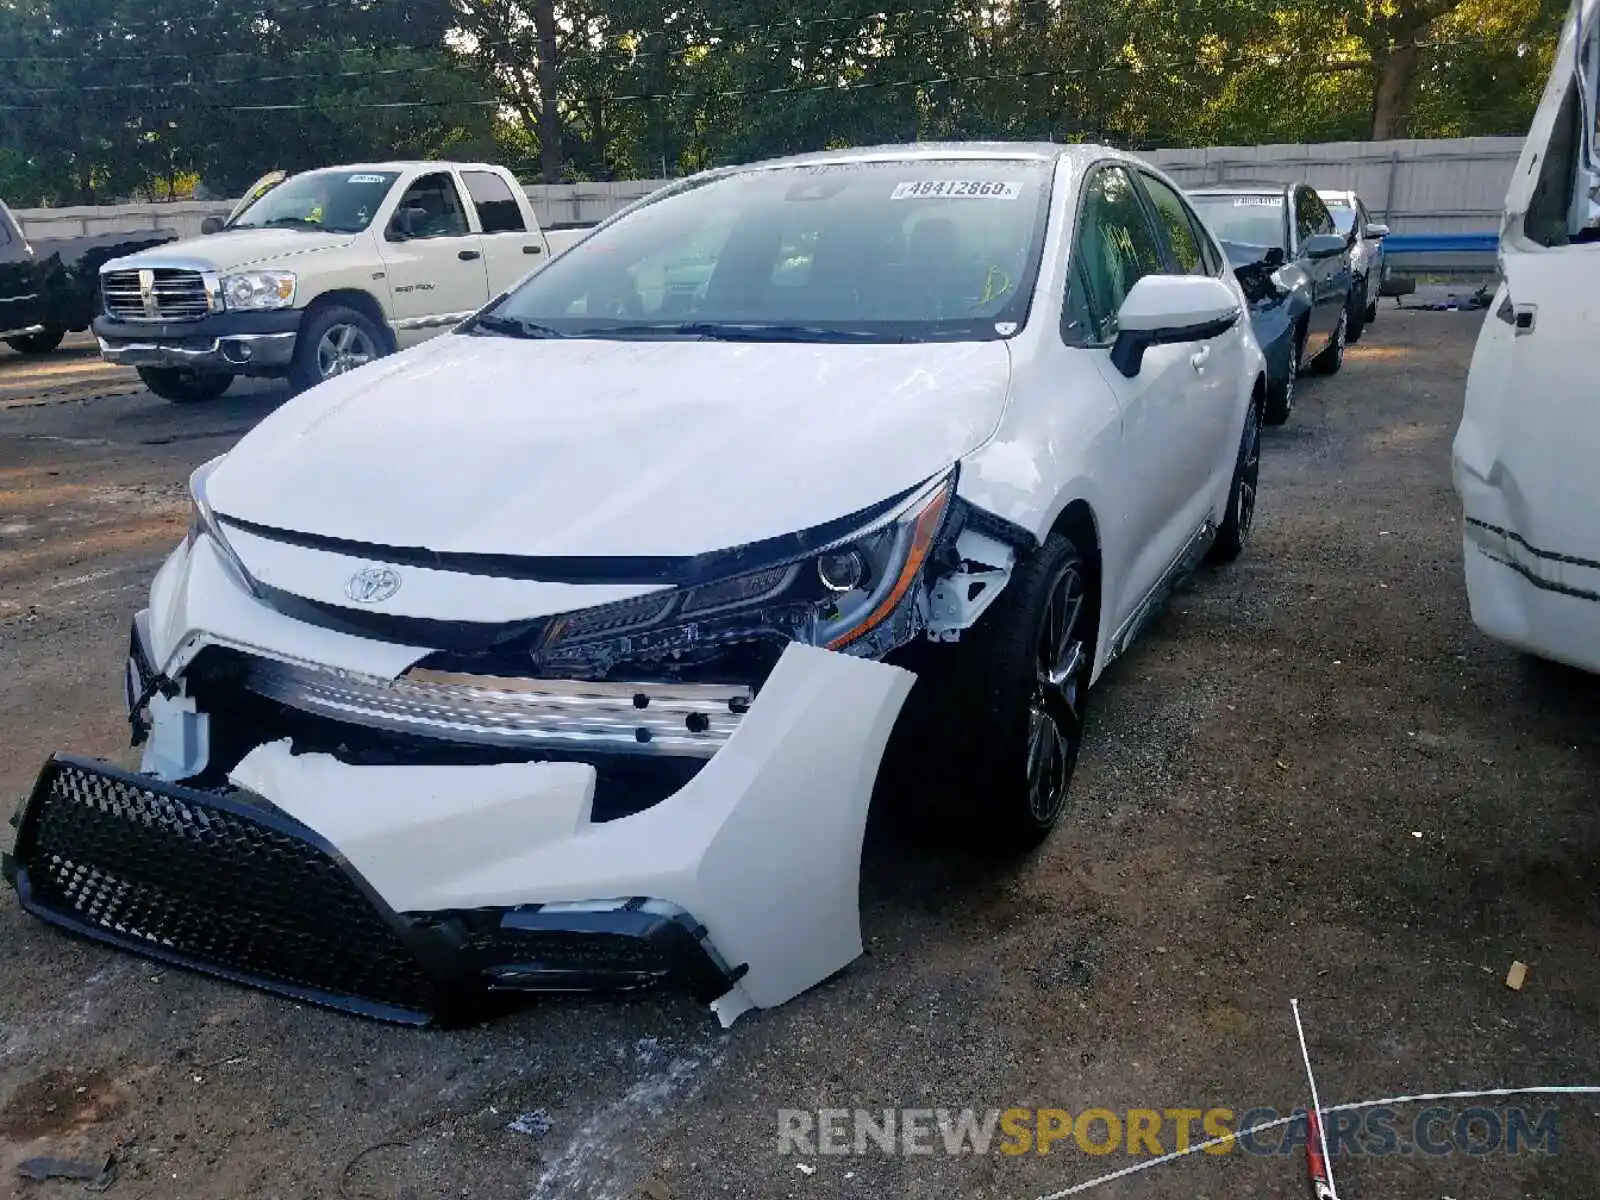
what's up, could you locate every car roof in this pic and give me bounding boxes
[714,141,1149,176]
[302,162,510,174]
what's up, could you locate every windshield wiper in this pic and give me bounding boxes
[468,313,568,339]
[594,322,910,343]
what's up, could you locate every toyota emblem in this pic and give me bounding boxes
[345,566,401,604]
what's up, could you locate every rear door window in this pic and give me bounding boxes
[1138,173,1208,275]
[462,170,527,234]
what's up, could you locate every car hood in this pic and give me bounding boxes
[207,333,1013,558]
[106,228,359,273]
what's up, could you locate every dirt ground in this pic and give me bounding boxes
[0,312,1596,1200]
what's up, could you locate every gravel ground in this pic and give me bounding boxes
[0,308,1596,1200]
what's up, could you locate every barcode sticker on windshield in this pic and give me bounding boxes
[891,180,1022,200]
[348,174,388,184]
[1233,197,1280,206]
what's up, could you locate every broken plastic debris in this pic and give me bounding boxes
[1506,961,1528,991]
[16,1153,118,1190]
[507,1110,552,1138]
[796,1162,817,1176]
[1411,831,1424,839]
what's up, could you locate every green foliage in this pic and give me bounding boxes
[0,0,1569,204]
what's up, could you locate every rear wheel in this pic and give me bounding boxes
[5,329,64,355]
[1310,306,1347,375]
[137,367,233,404]
[917,533,1096,855]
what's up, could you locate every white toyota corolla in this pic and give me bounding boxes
[5,143,1266,1027]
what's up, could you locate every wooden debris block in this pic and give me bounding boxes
[1505,961,1528,991]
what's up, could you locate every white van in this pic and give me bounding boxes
[1453,0,1600,672]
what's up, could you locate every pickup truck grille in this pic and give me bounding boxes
[103,268,213,321]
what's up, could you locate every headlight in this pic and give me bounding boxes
[534,473,956,675]
[219,270,296,311]
[187,456,261,597]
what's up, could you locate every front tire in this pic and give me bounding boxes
[1264,327,1302,426]
[289,305,387,392]
[920,533,1097,855]
[1310,306,1347,375]
[137,367,233,404]
[1345,283,1367,344]
[5,329,65,355]
[1208,395,1261,565]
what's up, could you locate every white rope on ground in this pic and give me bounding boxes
[1291,998,1338,1198]
[1030,1086,1600,1200]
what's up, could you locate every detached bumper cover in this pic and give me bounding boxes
[4,755,741,1026]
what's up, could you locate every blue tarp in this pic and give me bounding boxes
[1381,232,1498,255]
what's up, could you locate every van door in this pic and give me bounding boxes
[459,168,548,295]
[377,171,490,346]
[1453,0,1600,665]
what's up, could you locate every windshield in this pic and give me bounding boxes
[228,169,400,234]
[480,158,1054,342]
[1189,195,1288,251]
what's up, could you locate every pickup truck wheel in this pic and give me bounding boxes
[291,306,385,392]
[1208,396,1261,565]
[137,367,233,404]
[5,329,65,355]
[1310,306,1347,375]
[918,532,1096,856]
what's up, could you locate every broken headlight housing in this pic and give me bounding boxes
[533,473,956,677]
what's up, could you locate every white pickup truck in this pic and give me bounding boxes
[94,161,591,402]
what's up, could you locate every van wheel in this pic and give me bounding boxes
[137,367,233,404]
[290,305,386,392]
[5,329,64,355]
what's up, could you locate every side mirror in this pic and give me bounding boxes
[1302,233,1348,260]
[1110,275,1241,378]
[1363,222,1391,239]
[200,216,225,235]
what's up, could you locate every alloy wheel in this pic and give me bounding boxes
[316,323,378,380]
[1026,563,1090,824]
[1238,406,1261,541]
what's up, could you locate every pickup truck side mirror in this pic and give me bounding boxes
[1302,233,1348,260]
[200,216,225,235]
[1363,222,1391,239]
[1110,275,1242,378]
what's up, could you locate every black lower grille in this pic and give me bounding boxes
[6,755,745,1025]
[10,756,438,1022]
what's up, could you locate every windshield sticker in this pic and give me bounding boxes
[891,180,1022,200]
[347,173,388,184]
[1232,196,1281,206]
[1324,198,1351,206]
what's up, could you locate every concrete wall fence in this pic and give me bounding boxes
[12,136,1524,243]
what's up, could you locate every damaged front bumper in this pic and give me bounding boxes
[7,605,914,1026]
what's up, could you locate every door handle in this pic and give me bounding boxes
[1190,346,1211,371]
[458,249,481,261]
[523,244,543,255]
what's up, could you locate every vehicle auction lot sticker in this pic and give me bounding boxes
[891,180,1022,199]
[1233,196,1281,206]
